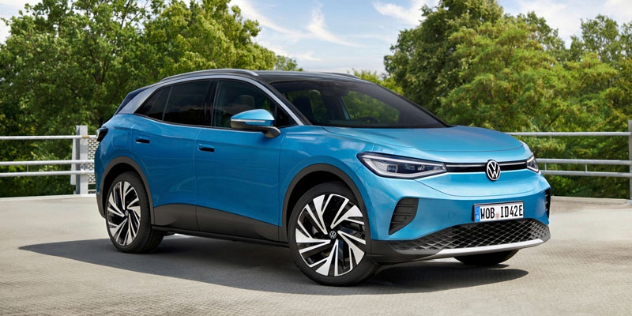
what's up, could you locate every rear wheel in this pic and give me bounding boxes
[105,172,163,253]
[288,182,377,286]
[455,250,518,266]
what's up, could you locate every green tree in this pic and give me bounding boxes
[517,12,567,61]
[142,0,276,79]
[441,19,621,132]
[569,15,631,68]
[385,0,504,112]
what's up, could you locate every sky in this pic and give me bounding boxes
[1,0,632,73]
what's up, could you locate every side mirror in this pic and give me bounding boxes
[230,109,281,138]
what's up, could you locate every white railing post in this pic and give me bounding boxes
[628,120,632,200]
[73,125,89,195]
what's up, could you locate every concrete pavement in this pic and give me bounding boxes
[0,195,631,315]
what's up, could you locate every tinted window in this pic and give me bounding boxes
[163,81,210,125]
[213,80,294,128]
[136,87,170,120]
[272,80,446,128]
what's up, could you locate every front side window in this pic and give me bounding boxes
[212,80,294,128]
[272,80,446,128]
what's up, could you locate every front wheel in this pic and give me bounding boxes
[455,250,518,266]
[105,172,164,253]
[288,182,377,286]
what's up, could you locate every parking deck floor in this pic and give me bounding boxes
[0,195,631,315]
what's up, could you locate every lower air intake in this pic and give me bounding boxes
[545,189,551,217]
[389,198,418,235]
[389,219,550,251]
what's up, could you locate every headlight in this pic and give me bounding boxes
[358,153,447,179]
[526,155,539,172]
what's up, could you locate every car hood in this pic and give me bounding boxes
[323,126,529,163]
[323,126,522,151]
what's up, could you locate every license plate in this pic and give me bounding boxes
[474,201,524,222]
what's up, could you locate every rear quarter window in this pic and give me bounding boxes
[136,87,170,120]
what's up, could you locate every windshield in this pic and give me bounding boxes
[271,80,446,128]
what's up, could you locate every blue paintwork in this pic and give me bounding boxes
[95,76,550,249]
[196,127,284,226]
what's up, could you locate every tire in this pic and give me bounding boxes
[455,250,518,266]
[288,182,377,286]
[105,172,163,253]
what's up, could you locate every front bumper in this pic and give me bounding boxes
[352,166,551,263]
[368,218,550,263]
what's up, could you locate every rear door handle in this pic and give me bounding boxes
[198,144,215,152]
[135,137,150,144]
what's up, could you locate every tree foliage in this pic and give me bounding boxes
[143,0,276,78]
[385,0,504,113]
[274,55,303,71]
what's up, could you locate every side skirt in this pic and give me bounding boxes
[152,227,288,248]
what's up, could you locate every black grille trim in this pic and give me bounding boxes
[446,160,528,173]
[545,189,551,217]
[389,219,550,251]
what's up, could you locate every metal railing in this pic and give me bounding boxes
[1,121,632,198]
[0,126,96,194]
[508,120,632,199]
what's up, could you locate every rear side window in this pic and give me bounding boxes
[163,81,211,125]
[136,87,170,120]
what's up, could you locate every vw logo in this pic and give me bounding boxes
[486,160,501,181]
[328,230,337,239]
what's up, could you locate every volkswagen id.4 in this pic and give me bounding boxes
[94,69,551,286]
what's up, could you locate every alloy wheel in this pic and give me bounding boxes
[106,181,142,246]
[295,193,366,277]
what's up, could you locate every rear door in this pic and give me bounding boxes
[132,80,212,230]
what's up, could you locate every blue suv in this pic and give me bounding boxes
[95,69,551,285]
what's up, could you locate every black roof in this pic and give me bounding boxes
[160,69,362,84]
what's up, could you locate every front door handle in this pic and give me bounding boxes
[135,137,150,144]
[198,144,215,152]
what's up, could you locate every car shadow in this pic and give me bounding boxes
[20,236,528,294]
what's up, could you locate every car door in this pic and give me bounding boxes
[195,79,292,240]
[132,80,212,230]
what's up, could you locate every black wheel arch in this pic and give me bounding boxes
[99,157,154,224]
[280,163,369,244]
